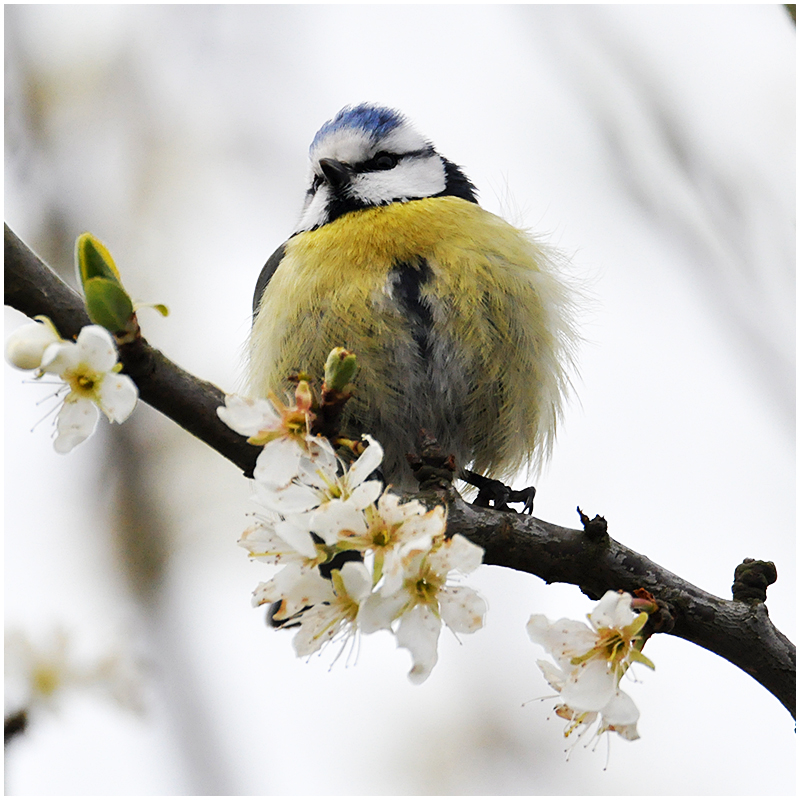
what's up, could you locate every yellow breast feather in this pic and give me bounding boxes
[250,196,575,486]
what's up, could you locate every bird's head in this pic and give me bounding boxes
[294,103,477,233]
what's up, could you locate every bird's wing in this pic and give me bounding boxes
[252,241,288,318]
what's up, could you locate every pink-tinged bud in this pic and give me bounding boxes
[294,380,314,414]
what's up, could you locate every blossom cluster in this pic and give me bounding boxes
[219,393,486,683]
[527,590,654,745]
[5,319,138,453]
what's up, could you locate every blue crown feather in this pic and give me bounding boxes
[310,104,405,152]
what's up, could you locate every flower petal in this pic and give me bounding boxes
[611,722,640,741]
[348,479,383,510]
[347,436,384,487]
[428,533,483,576]
[292,605,340,657]
[54,398,99,453]
[358,590,407,634]
[338,561,372,603]
[395,603,441,684]
[560,658,618,712]
[74,325,119,373]
[439,586,486,633]
[601,688,640,727]
[398,504,447,542]
[536,659,567,692]
[253,438,305,492]
[240,517,318,565]
[97,373,138,422]
[256,481,320,515]
[589,590,635,631]
[252,564,332,617]
[526,615,597,666]
[296,437,339,489]
[274,518,319,560]
[40,340,80,375]
[309,500,368,545]
[217,394,281,437]
[239,521,288,563]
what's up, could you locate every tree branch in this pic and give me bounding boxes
[4,223,795,717]
[4,223,260,477]
[449,500,795,715]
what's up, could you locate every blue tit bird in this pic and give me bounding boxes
[250,103,576,493]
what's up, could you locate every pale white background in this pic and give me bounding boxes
[4,5,795,796]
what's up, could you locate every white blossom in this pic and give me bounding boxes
[6,322,138,453]
[217,393,286,441]
[218,392,316,492]
[360,533,486,683]
[239,510,324,564]
[256,435,383,532]
[537,657,641,743]
[290,561,373,657]
[218,385,314,446]
[240,511,334,622]
[251,562,336,623]
[317,491,446,584]
[527,590,654,744]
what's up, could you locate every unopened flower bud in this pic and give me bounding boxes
[294,379,314,413]
[5,318,62,371]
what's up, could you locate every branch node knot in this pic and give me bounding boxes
[406,429,456,491]
[634,588,675,634]
[732,558,777,604]
[577,507,608,541]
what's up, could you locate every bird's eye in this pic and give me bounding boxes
[373,152,398,170]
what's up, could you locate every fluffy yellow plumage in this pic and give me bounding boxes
[250,194,575,489]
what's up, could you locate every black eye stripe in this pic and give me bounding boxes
[355,147,434,174]
[357,151,397,172]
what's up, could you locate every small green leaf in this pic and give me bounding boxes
[77,233,121,286]
[83,277,135,332]
[134,302,170,317]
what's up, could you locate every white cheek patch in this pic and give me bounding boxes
[350,156,446,205]
[295,185,332,232]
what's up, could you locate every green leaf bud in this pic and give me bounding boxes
[83,277,135,333]
[324,347,358,392]
[76,233,122,287]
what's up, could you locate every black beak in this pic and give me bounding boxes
[319,158,353,190]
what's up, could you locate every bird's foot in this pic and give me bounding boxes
[461,469,536,514]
